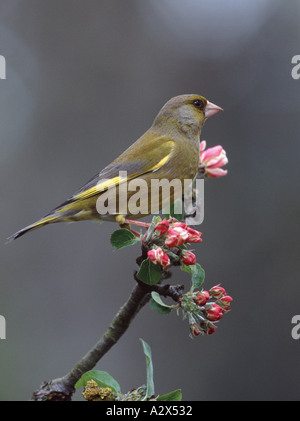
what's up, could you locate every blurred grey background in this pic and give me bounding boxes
[1,0,300,401]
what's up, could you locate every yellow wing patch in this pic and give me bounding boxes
[141,140,175,172]
[75,176,121,200]
[72,140,175,202]
[149,153,171,172]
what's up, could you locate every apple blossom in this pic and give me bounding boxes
[199,141,228,178]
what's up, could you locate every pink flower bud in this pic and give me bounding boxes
[190,323,201,337]
[147,247,170,269]
[186,227,203,243]
[165,226,189,248]
[209,286,226,299]
[204,167,228,178]
[205,324,216,335]
[154,220,169,236]
[200,140,207,152]
[199,142,228,178]
[218,295,233,310]
[194,290,209,306]
[201,145,223,163]
[171,221,188,230]
[205,304,223,321]
[167,217,179,224]
[181,250,196,266]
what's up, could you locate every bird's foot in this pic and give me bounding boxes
[119,222,140,237]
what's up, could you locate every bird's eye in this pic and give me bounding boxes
[193,99,205,109]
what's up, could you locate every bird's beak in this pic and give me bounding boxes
[204,101,223,119]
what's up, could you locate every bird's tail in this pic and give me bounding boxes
[7,214,59,243]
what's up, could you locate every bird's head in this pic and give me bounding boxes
[153,94,223,138]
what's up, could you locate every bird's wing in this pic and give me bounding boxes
[70,135,175,202]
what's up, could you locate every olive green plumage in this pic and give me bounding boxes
[8,94,222,241]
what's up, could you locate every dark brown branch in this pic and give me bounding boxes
[30,243,185,401]
[30,281,151,401]
[152,283,185,302]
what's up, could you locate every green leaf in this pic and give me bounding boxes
[140,339,155,400]
[150,292,172,315]
[157,389,182,401]
[136,258,162,285]
[181,263,205,290]
[110,228,140,250]
[75,370,121,394]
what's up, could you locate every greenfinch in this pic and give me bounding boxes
[8,94,222,241]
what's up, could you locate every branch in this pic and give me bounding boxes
[30,280,151,401]
[152,283,185,302]
[30,235,187,402]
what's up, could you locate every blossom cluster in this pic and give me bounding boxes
[179,285,233,336]
[199,141,228,178]
[146,218,202,270]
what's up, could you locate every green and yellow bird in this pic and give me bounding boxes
[8,94,222,241]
